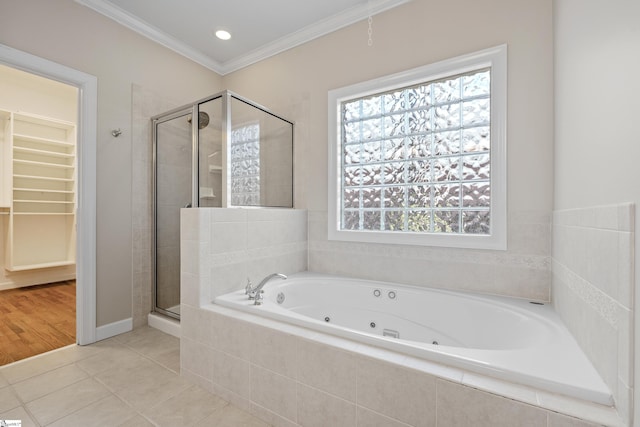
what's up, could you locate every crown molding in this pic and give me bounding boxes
[218,0,412,74]
[75,0,225,73]
[75,0,411,76]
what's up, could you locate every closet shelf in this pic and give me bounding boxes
[13,133,74,148]
[13,212,74,216]
[4,111,77,272]
[13,188,75,194]
[13,146,75,159]
[13,159,74,169]
[14,200,74,204]
[14,174,74,182]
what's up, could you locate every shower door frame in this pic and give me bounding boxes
[151,90,294,319]
[151,105,199,320]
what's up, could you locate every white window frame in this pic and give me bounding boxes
[327,45,507,250]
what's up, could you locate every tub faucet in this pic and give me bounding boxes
[249,273,287,305]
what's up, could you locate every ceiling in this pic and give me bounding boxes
[75,0,411,75]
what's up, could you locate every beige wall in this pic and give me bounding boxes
[0,64,77,121]
[553,0,640,422]
[0,0,222,326]
[224,0,555,300]
[0,0,555,324]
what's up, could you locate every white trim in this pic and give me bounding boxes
[220,0,413,75]
[96,317,132,341]
[148,312,181,338]
[74,0,223,73]
[0,273,76,291]
[0,43,98,345]
[74,0,411,75]
[327,45,508,250]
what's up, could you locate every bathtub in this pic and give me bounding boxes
[214,272,612,407]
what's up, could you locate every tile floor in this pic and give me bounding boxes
[0,326,269,427]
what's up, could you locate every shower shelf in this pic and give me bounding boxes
[208,151,222,173]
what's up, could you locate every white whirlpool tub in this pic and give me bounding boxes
[214,272,612,406]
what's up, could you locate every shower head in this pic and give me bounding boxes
[188,111,210,129]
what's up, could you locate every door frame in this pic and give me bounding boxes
[151,106,193,320]
[0,43,98,345]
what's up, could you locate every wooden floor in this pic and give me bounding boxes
[0,280,76,366]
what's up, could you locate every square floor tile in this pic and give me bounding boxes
[26,377,110,426]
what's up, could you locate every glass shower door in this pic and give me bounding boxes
[153,110,194,318]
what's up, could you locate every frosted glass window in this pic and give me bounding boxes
[340,69,490,234]
[328,46,507,249]
[230,123,260,206]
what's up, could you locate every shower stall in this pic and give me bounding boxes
[151,91,293,319]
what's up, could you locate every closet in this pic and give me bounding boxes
[1,111,76,272]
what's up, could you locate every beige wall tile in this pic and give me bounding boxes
[547,412,602,427]
[250,325,297,378]
[296,338,357,401]
[436,380,546,427]
[211,262,248,298]
[180,337,213,380]
[195,404,269,427]
[212,349,251,399]
[181,272,200,308]
[250,366,297,422]
[356,356,436,427]
[357,406,412,427]
[118,415,156,427]
[212,315,252,360]
[212,221,247,254]
[297,384,356,427]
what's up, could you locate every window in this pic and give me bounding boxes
[328,45,506,250]
[230,122,260,206]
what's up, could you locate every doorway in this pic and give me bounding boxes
[0,43,97,348]
[0,65,78,364]
[153,108,193,319]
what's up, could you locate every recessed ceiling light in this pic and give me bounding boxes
[215,30,231,41]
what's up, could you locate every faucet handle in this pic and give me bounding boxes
[254,291,264,305]
[245,278,256,300]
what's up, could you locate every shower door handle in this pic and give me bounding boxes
[183,203,192,208]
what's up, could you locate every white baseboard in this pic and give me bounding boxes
[148,312,180,338]
[96,317,133,341]
[0,274,76,291]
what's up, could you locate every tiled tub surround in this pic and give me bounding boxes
[308,210,551,301]
[179,206,623,426]
[180,207,308,307]
[214,273,611,406]
[181,303,622,427]
[552,203,635,425]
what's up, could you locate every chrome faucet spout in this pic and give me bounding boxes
[250,273,287,305]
